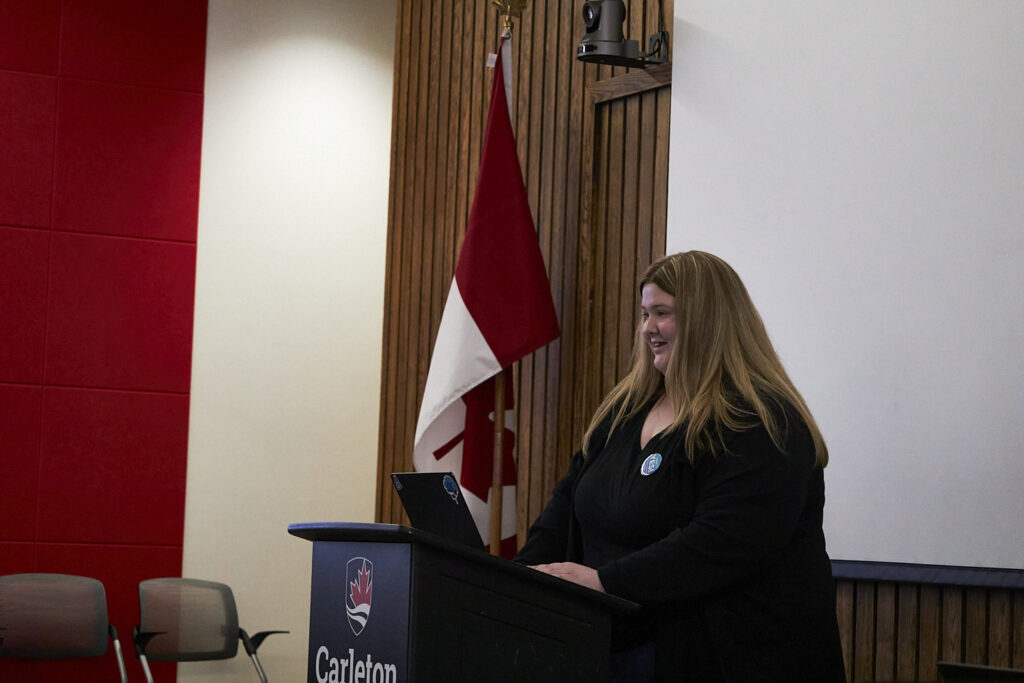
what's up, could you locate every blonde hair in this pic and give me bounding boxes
[582,251,828,466]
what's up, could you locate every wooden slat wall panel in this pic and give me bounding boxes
[837,579,1024,681]
[379,3,1024,680]
[377,0,674,529]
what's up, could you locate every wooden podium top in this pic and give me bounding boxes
[289,522,638,615]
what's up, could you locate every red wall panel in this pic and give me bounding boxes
[0,542,35,574]
[52,80,203,241]
[0,3,206,679]
[0,0,60,74]
[0,385,43,539]
[36,388,189,544]
[0,228,50,382]
[44,233,196,392]
[60,0,207,92]
[0,72,57,228]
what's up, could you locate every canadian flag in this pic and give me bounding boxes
[412,39,559,559]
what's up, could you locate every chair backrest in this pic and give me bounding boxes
[137,578,240,662]
[0,573,110,659]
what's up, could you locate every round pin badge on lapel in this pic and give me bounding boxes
[640,453,663,476]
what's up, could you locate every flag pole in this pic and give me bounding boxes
[488,0,527,557]
[490,368,506,556]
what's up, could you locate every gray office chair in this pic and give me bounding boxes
[0,573,128,682]
[132,577,286,683]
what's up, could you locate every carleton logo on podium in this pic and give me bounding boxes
[345,557,373,636]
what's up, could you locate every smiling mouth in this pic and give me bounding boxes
[649,341,667,352]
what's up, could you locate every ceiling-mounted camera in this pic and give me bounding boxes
[576,0,669,69]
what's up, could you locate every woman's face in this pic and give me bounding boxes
[641,283,677,375]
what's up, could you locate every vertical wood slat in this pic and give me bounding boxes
[896,583,920,681]
[875,582,896,681]
[942,586,964,663]
[855,580,876,682]
[652,84,670,258]
[836,579,855,683]
[965,587,988,664]
[989,590,1012,668]
[1015,591,1024,668]
[919,584,941,682]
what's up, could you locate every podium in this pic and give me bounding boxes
[289,522,638,683]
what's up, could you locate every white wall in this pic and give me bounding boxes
[668,2,1024,568]
[183,1,396,680]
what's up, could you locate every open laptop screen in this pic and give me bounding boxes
[390,471,486,552]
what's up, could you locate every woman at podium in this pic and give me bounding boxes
[516,251,846,682]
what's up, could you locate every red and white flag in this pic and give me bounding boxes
[413,39,559,559]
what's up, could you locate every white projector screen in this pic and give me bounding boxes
[667,1,1024,569]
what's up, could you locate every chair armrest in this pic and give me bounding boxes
[239,628,289,655]
[131,626,167,658]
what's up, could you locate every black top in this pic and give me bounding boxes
[573,410,693,571]
[515,400,847,682]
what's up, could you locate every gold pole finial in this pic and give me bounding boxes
[492,0,528,37]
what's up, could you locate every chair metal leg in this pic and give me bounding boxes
[109,625,128,683]
[138,653,155,683]
[249,652,269,683]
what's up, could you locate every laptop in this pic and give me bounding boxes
[390,471,486,552]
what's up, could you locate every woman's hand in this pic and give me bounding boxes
[531,562,606,593]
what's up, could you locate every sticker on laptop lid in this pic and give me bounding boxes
[442,474,460,503]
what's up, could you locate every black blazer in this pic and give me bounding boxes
[516,406,846,682]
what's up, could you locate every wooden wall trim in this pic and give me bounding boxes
[587,61,673,103]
